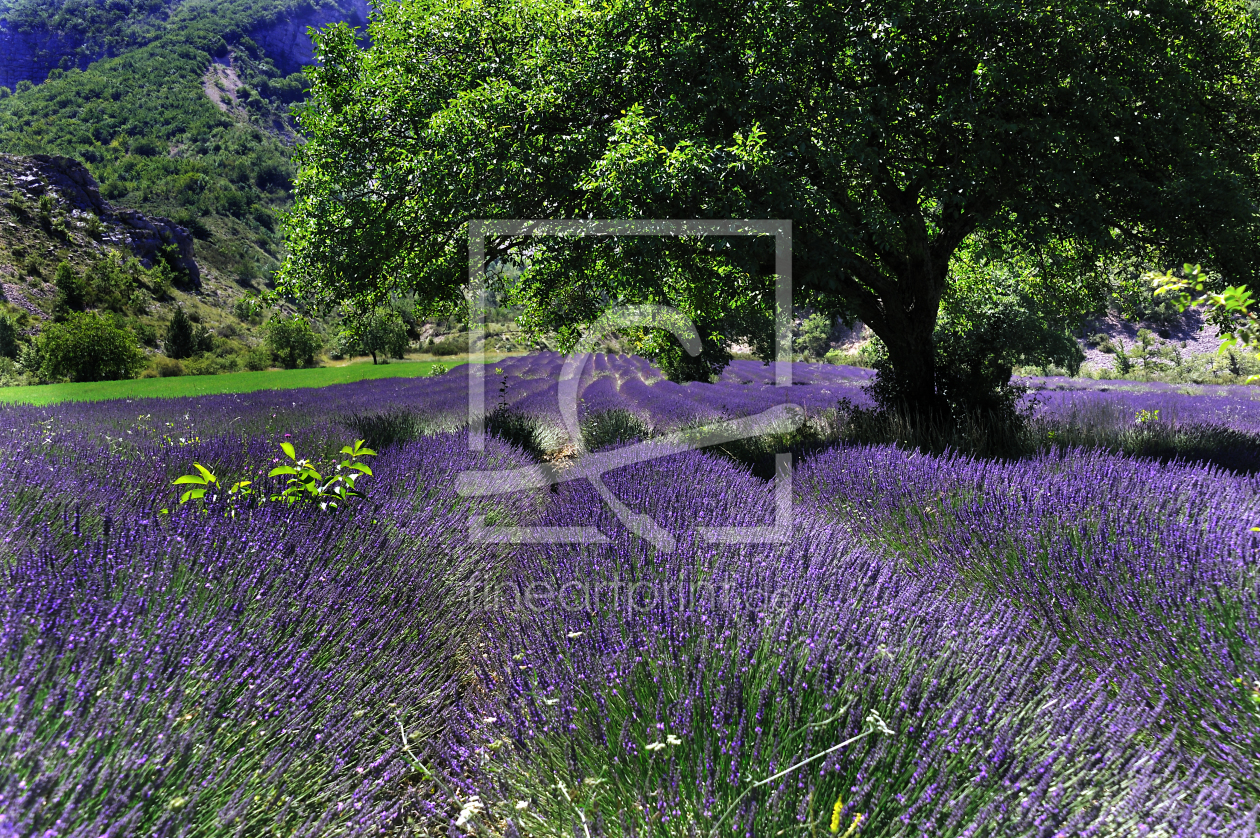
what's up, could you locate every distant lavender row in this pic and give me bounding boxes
[4,354,1257,447]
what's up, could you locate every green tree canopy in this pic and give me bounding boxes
[281,0,1260,409]
[39,312,147,382]
[265,313,322,368]
[341,306,410,364]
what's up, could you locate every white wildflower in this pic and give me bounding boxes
[666,734,682,746]
[644,741,666,752]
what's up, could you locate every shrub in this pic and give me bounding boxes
[52,260,87,315]
[155,356,184,377]
[39,312,146,382]
[0,356,24,386]
[233,295,264,323]
[484,405,561,459]
[0,313,18,358]
[796,312,833,359]
[264,314,321,369]
[580,408,651,452]
[328,330,358,360]
[243,346,272,371]
[870,282,1083,423]
[428,333,469,356]
[21,254,42,278]
[184,353,239,376]
[15,340,45,382]
[343,409,429,449]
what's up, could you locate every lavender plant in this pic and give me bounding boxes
[2,352,1260,837]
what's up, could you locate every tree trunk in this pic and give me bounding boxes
[861,261,949,417]
[878,321,940,413]
[370,350,378,365]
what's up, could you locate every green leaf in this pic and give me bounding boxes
[280,441,296,460]
[193,463,217,483]
[173,475,208,486]
[179,487,206,503]
[269,465,299,477]
[348,463,373,476]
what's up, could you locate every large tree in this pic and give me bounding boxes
[281,0,1260,410]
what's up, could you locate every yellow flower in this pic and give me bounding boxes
[829,796,844,833]
[840,812,865,838]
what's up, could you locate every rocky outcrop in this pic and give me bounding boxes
[248,0,370,75]
[0,21,91,89]
[2,154,200,285]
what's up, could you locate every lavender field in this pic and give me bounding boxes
[2,354,1259,837]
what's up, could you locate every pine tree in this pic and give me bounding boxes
[165,305,195,359]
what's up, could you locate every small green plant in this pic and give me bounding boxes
[1134,408,1160,425]
[268,439,376,510]
[428,362,448,376]
[172,463,252,504]
[174,440,377,513]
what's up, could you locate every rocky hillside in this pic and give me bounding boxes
[0,152,267,349]
[0,0,371,346]
[0,0,368,89]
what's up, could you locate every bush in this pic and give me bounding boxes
[233,295,264,323]
[39,312,146,382]
[0,313,18,359]
[328,330,358,360]
[264,314,321,369]
[15,340,45,382]
[133,321,157,346]
[342,409,429,450]
[796,312,833,359]
[580,408,651,452]
[155,356,184,377]
[0,356,25,387]
[243,346,272,371]
[870,280,1084,422]
[184,353,239,375]
[428,334,469,356]
[52,260,87,315]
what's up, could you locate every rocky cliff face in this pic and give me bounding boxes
[0,21,91,89]
[249,0,370,75]
[1,154,200,285]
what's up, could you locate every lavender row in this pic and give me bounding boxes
[459,450,1258,836]
[0,432,542,836]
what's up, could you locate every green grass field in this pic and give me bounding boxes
[0,358,492,406]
